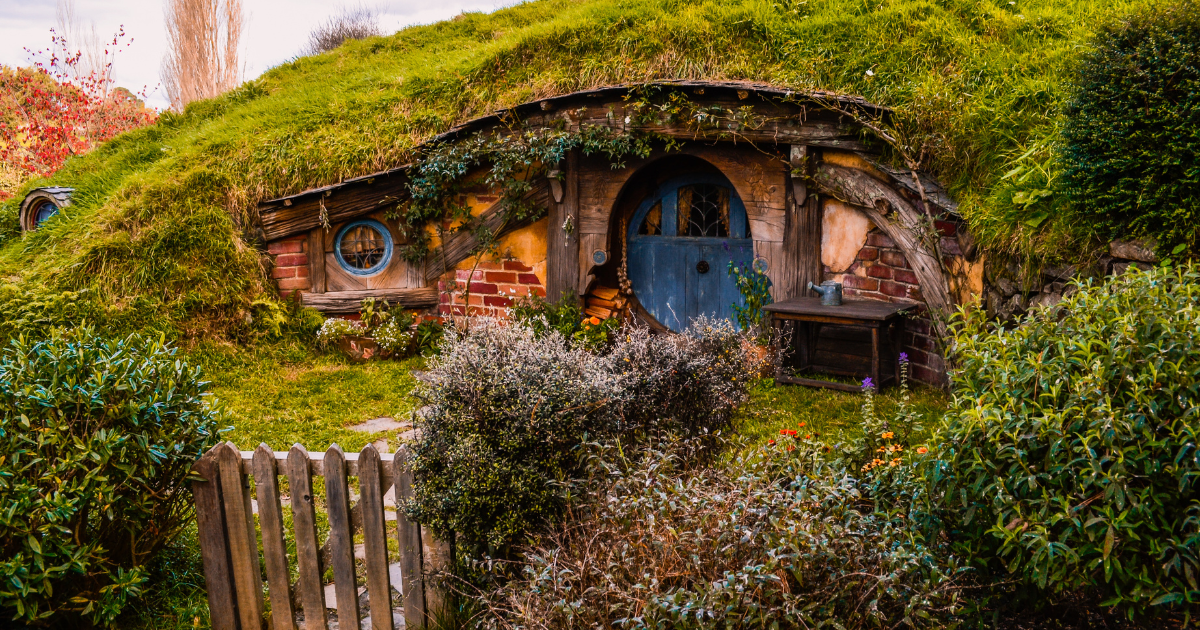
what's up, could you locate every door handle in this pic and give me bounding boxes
[696,260,710,274]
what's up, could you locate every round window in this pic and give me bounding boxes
[34,202,58,227]
[334,219,393,276]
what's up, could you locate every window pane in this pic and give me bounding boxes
[678,184,728,237]
[339,224,387,269]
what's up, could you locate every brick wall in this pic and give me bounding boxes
[825,227,948,387]
[438,260,546,318]
[268,236,310,296]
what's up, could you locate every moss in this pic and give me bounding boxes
[0,0,1163,340]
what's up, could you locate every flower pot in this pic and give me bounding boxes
[337,335,393,362]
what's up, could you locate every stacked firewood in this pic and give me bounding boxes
[584,286,626,320]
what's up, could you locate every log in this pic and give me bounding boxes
[585,306,612,319]
[424,182,551,284]
[813,162,953,336]
[301,288,438,313]
[591,286,619,301]
[546,150,580,301]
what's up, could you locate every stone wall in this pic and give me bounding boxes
[437,259,547,319]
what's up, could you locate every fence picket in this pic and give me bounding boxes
[324,444,361,626]
[253,445,297,630]
[191,448,239,630]
[393,446,427,628]
[358,445,395,630]
[286,445,328,630]
[216,442,265,629]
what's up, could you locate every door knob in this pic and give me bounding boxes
[696,260,710,274]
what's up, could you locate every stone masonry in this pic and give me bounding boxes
[268,235,310,297]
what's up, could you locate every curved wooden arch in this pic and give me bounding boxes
[19,187,73,232]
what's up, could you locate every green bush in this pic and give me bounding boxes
[0,327,222,626]
[405,318,750,555]
[943,266,1200,616]
[1062,1,1200,256]
[507,293,618,353]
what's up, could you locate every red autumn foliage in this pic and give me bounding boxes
[0,28,157,199]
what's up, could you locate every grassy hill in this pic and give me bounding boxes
[0,0,1157,342]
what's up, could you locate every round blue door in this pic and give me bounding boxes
[627,173,754,331]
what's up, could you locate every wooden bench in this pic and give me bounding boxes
[765,297,913,392]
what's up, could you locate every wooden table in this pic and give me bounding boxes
[764,297,914,392]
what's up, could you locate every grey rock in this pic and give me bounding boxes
[1048,281,1066,295]
[1110,238,1159,263]
[1030,292,1062,310]
[1043,264,1077,281]
[986,289,1003,318]
[349,417,410,434]
[996,277,1019,296]
[1112,261,1153,276]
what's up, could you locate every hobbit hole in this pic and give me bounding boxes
[4,81,975,385]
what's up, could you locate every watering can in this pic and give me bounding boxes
[808,281,843,306]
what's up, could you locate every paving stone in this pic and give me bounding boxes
[349,417,409,433]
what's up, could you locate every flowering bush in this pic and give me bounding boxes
[507,293,618,352]
[405,317,752,554]
[315,316,365,346]
[943,265,1200,618]
[316,298,416,357]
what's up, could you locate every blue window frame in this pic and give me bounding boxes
[334,219,393,276]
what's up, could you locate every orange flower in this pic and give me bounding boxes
[890,458,901,466]
[589,316,601,326]
[768,439,776,445]
[798,422,806,428]
[804,434,812,440]
[917,446,929,454]
[787,445,795,452]
[881,431,894,439]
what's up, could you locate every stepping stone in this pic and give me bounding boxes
[389,563,403,594]
[324,582,367,609]
[349,417,409,433]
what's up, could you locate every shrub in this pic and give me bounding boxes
[0,327,222,626]
[507,293,618,353]
[481,404,964,629]
[405,318,751,554]
[943,266,1200,616]
[1062,1,1200,256]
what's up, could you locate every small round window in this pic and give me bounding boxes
[34,202,58,227]
[335,219,393,276]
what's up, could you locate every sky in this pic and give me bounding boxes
[0,0,518,110]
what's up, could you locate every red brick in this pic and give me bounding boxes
[880,250,909,269]
[908,318,932,336]
[905,333,937,352]
[272,266,297,279]
[486,271,517,284]
[880,280,909,298]
[843,275,879,292]
[469,282,499,295]
[529,286,547,298]
[277,277,310,291]
[911,364,947,387]
[439,292,451,304]
[906,286,923,301]
[485,295,513,308]
[855,246,879,261]
[476,195,499,204]
[441,304,466,316]
[456,269,485,281]
[274,253,307,267]
[468,294,484,306]
[905,348,933,368]
[267,239,304,255]
[504,260,533,272]
[866,265,893,280]
[934,220,958,237]
[518,273,541,285]
[498,284,531,297]
[476,261,504,271]
[893,269,920,285]
[866,232,895,248]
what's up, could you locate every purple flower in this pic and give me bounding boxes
[862,377,874,390]
[899,352,909,363]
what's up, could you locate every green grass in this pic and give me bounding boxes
[194,342,427,452]
[0,0,1166,343]
[738,377,950,446]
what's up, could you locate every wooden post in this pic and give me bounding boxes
[358,444,395,630]
[324,444,360,627]
[420,529,454,627]
[216,442,265,630]
[308,228,326,294]
[546,150,580,302]
[192,447,239,630]
[782,145,822,300]
[393,447,427,628]
[286,445,328,629]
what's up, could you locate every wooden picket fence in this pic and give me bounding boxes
[191,441,452,630]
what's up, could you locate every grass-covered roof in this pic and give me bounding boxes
[0,0,1156,341]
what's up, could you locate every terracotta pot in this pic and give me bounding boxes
[337,335,393,362]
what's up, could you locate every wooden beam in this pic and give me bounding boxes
[779,145,822,300]
[423,181,551,284]
[546,150,580,301]
[259,172,409,241]
[307,228,326,294]
[301,288,439,313]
